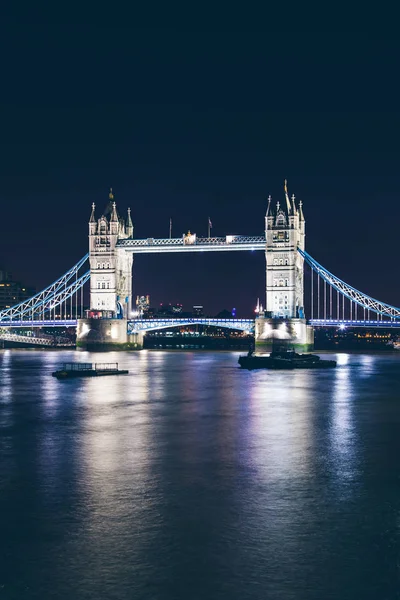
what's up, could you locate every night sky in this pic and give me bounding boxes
[1,23,400,316]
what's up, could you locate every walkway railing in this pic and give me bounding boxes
[117,236,265,253]
[128,318,255,333]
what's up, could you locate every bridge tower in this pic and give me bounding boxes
[88,189,133,317]
[256,183,313,350]
[265,185,305,318]
[77,190,139,349]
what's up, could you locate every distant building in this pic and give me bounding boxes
[157,303,184,317]
[0,269,35,310]
[172,304,183,314]
[193,305,204,317]
[136,295,150,316]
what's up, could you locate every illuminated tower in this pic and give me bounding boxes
[265,182,305,318]
[89,189,134,317]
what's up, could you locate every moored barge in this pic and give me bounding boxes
[52,362,129,379]
[239,349,336,370]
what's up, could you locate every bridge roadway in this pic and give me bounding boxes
[127,318,255,334]
[116,236,266,253]
[2,318,400,331]
[0,320,78,328]
[309,319,400,328]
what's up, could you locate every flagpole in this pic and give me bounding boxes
[169,218,172,239]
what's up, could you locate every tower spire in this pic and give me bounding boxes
[299,199,304,221]
[89,202,96,223]
[266,195,272,217]
[110,201,118,222]
[284,179,291,214]
[291,193,297,215]
[126,207,133,237]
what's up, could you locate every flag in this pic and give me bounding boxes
[208,217,212,228]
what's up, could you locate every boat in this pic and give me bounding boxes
[238,348,336,370]
[52,362,129,379]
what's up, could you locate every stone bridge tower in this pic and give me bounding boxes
[265,183,305,318]
[255,182,313,351]
[88,189,133,318]
[77,190,138,349]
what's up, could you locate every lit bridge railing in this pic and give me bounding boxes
[128,318,255,334]
[0,320,78,328]
[117,236,265,253]
[310,319,400,328]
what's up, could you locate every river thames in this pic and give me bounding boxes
[1,350,399,599]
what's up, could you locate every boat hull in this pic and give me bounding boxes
[52,369,129,379]
[238,354,336,370]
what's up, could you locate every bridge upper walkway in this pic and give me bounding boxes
[117,236,265,253]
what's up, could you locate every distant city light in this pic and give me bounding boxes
[339,324,346,330]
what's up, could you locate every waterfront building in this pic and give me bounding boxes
[0,268,35,310]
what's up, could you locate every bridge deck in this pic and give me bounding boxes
[128,318,255,333]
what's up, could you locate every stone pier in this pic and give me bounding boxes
[76,318,144,350]
[255,317,314,352]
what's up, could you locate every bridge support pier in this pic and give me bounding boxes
[77,318,142,350]
[255,317,314,352]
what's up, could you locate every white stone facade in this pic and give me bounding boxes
[89,193,134,317]
[265,192,305,318]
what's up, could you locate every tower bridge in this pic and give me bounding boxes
[2,185,400,348]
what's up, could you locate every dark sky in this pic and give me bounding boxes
[1,22,400,316]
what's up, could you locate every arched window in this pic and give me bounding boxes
[279,279,284,287]
[106,282,110,289]
[276,213,286,227]
[273,258,278,265]
[99,218,107,235]
[284,259,289,266]
[273,279,277,287]
[279,259,283,265]
[285,279,289,287]
[102,282,106,289]
[97,282,100,289]
[97,263,100,269]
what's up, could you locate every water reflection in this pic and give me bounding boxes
[1,350,400,599]
[247,370,313,480]
[329,354,358,495]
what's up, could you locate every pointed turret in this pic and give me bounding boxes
[265,195,271,217]
[110,201,118,222]
[89,202,97,236]
[291,194,297,215]
[126,207,133,238]
[299,199,304,221]
[89,202,96,222]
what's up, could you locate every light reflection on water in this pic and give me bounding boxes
[1,349,400,599]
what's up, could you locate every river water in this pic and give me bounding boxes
[0,350,399,599]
